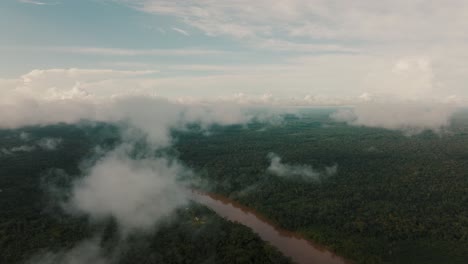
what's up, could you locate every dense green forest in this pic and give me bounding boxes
[174,109,468,264]
[1,109,468,264]
[0,123,290,264]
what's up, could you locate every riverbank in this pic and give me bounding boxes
[191,191,350,264]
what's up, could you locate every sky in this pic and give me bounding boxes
[1,0,468,101]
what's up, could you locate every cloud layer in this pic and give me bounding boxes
[331,103,456,135]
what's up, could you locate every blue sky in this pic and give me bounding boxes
[1,0,468,100]
[1,0,249,76]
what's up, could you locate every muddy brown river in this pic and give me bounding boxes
[191,191,349,264]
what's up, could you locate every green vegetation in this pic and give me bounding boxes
[1,109,468,264]
[174,109,468,264]
[117,203,291,264]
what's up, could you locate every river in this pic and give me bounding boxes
[191,191,349,264]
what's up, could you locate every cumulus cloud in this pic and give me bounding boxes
[331,103,456,135]
[0,68,293,132]
[0,93,97,129]
[2,66,466,140]
[267,153,337,182]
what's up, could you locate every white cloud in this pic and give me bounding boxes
[113,1,468,96]
[61,47,224,56]
[171,27,190,36]
[0,67,466,135]
[257,39,360,53]
[267,153,337,182]
[127,1,468,43]
[0,137,62,157]
[18,0,48,5]
[1,46,227,56]
[11,145,36,152]
[38,138,62,150]
[68,145,189,231]
[19,132,31,141]
[0,145,36,156]
[331,103,457,135]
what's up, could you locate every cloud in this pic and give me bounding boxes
[0,68,295,136]
[171,27,190,36]
[19,132,31,141]
[1,67,465,138]
[0,137,62,157]
[267,153,337,182]
[18,0,49,5]
[11,145,36,152]
[112,1,468,97]
[258,39,360,54]
[38,138,62,150]
[20,68,158,85]
[1,145,36,156]
[330,103,457,135]
[0,70,299,264]
[61,47,220,56]
[0,71,288,234]
[127,1,468,43]
[2,46,227,57]
[67,145,189,231]
[27,238,110,264]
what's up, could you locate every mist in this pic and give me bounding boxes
[27,238,110,264]
[267,153,337,182]
[67,144,189,231]
[330,103,457,135]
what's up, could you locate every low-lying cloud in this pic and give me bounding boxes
[0,137,62,157]
[27,238,110,264]
[331,103,456,135]
[0,145,36,156]
[267,153,337,182]
[67,144,189,231]
[38,138,63,150]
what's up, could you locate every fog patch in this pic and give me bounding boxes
[67,144,189,232]
[38,138,63,150]
[19,132,31,141]
[331,103,456,135]
[267,153,337,182]
[27,238,110,264]
[0,145,36,156]
[0,137,62,157]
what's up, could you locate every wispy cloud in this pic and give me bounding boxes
[18,0,57,5]
[0,46,228,56]
[18,0,47,5]
[171,27,190,36]
[129,0,468,43]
